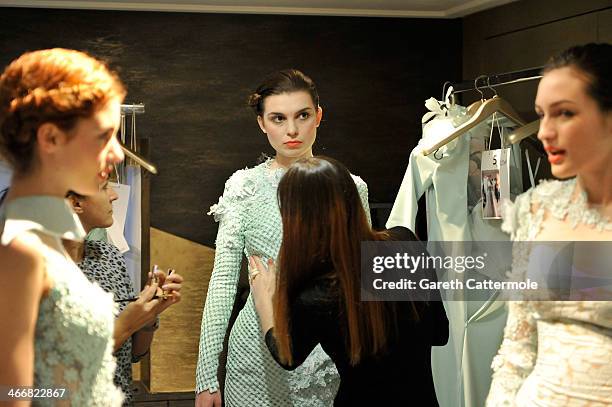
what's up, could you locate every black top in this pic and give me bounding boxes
[265,227,449,407]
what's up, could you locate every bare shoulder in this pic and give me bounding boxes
[0,236,46,385]
[0,235,45,284]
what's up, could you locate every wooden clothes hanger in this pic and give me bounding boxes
[422,95,526,156]
[120,143,158,175]
[508,119,540,144]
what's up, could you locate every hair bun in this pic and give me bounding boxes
[247,92,262,107]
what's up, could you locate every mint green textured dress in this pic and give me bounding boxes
[196,159,371,406]
[0,196,123,406]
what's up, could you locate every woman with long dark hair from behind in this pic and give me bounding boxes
[249,156,449,406]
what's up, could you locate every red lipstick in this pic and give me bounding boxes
[544,146,566,165]
[285,141,302,148]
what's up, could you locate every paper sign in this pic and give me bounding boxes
[481,148,511,219]
[108,182,131,253]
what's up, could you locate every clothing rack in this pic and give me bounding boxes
[118,103,157,175]
[451,66,543,95]
[121,103,145,114]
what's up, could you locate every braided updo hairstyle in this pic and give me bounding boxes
[247,69,319,116]
[0,48,126,174]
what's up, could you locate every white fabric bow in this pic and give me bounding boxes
[421,85,454,124]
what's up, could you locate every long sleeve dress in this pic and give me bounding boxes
[264,226,449,406]
[196,159,371,406]
[0,196,123,406]
[486,178,612,406]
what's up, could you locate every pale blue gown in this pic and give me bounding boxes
[0,196,123,406]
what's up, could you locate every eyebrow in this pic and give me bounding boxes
[535,100,577,109]
[266,107,313,116]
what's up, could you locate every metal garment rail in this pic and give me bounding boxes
[121,103,145,114]
[451,66,543,94]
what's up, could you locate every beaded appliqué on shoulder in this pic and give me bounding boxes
[261,158,287,187]
[532,178,612,232]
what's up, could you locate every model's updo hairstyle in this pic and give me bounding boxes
[0,48,127,174]
[542,43,611,112]
[247,69,319,116]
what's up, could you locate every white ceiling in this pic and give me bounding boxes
[0,0,518,18]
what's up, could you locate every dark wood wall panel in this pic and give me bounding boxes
[462,0,612,118]
[0,8,461,246]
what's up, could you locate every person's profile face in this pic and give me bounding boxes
[535,66,612,180]
[61,97,124,196]
[77,180,118,230]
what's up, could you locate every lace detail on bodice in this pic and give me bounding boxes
[487,180,612,406]
[35,240,123,406]
[0,196,123,406]
[502,178,612,241]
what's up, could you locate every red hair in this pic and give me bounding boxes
[0,48,126,173]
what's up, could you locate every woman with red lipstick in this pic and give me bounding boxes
[0,49,127,405]
[487,43,612,406]
[195,69,371,407]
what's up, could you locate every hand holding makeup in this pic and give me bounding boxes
[147,265,184,313]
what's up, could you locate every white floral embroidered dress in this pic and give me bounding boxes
[486,179,612,406]
[196,160,371,406]
[0,196,123,406]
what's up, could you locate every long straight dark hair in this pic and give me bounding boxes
[274,156,398,366]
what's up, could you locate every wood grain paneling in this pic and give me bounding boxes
[462,0,611,114]
[149,227,215,392]
[0,7,462,247]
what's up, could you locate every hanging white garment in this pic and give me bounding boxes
[108,182,131,253]
[123,165,142,294]
[387,104,523,407]
[0,160,10,193]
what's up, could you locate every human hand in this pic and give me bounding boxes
[152,268,184,312]
[120,279,162,333]
[195,389,221,407]
[248,256,277,304]
[248,256,277,332]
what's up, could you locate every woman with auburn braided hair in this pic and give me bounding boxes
[0,49,127,406]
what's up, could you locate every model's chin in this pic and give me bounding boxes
[550,164,576,180]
